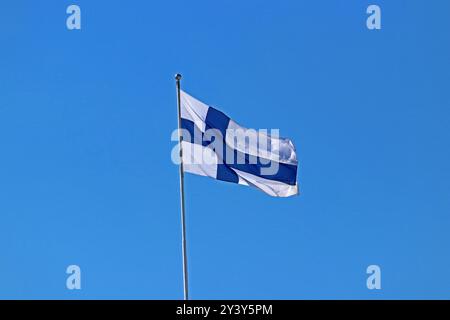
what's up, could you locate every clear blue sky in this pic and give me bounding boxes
[1,0,449,299]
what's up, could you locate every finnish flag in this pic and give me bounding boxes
[178,90,299,197]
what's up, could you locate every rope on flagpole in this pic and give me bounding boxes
[175,73,189,300]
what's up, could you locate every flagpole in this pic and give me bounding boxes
[175,73,189,300]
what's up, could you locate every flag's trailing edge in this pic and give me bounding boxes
[179,90,299,197]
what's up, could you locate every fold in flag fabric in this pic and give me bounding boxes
[179,90,299,197]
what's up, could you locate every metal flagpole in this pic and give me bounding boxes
[175,73,189,300]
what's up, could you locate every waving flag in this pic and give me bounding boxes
[178,90,299,197]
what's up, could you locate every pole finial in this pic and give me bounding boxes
[175,73,182,81]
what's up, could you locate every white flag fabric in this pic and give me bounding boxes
[179,90,299,197]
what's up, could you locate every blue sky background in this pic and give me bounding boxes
[1,0,449,299]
